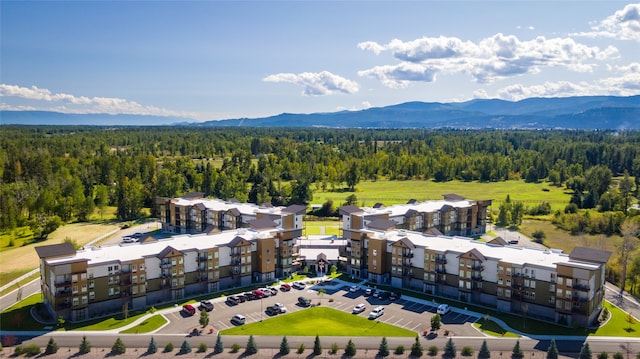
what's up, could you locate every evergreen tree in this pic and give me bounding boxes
[597,352,608,359]
[111,337,126,355]
[410,335,423,357]
[78,335,91,355]
[313,334,322,355]
[512,340,524,359]
[147,337,158,354]
[245,335,258,355]
[214,333,224,354]
[378,337,390,357]
[430,313,441,331]
[579,342,592,359]
[179,340,192,354]
[279,336,290,355]
[546,339,559,359]
[199,310,210,327]
[444,338,456,359]
[344,340,357,357]
[44,337,58,355]
[478,340,490,359]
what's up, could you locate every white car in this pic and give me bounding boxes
[352,303,366,314]
[261,288,272,297]
[122,236,135,243]
[437,304,450,315]
[273,302,287,313]
[364,288,373,296]
[368,306,385,319]
[349,285,360,292]
[293,281,306,290]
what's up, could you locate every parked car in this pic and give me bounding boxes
[122,236,135,243]
[260,288,272,297]
[280,283,292,291]
[390,292,401,301]
[266,303,287,315]
[379,291,390,300]
[298,296,312,307]
[200,300,214,312]
[273,302,287,312]
[368,306,385,319]
[372,290,380,298]
[226,296,241,305]
[268,287,278,296]
[243,292,256,301]
[231,314,246,325]
[182,304,196,316]
[437,304,450,315]
[364,288,373,296]
[293,281,306,290]
[352,303,366,314]
[349,285,360,293]
[509,239,519,244]
[252,289,266,298]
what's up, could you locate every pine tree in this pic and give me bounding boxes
[378,337,390,357]
[214,333,224,354]
[579,342,592,359]
[547,339,559,359]
[111,337,126,355]
[478,340,490,359]
[279,337,290,355]
[44,337,58,355]
[78,335,91,355]
[444,338,456,359]
[313,335,322,355]
[245,335,258,355]
[344,340,357,357]
[147,337,158,354]
[180,340,192,354]
[512,340,524,359]
[200,309,210,327]
[410,335,423,357]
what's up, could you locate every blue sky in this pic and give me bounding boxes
[1,1,639,121]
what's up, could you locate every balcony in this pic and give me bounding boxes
[513,272,523,277]
[197,256,208,262]
[573,283,590,291]
[436,268,446,274]
[471,264,484,271]
[403,252,414,258]
[160,262,172,269]
[435,257,447,264]
[402,260,413,267]
[471,275,483,281]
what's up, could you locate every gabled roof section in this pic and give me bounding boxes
[488,236,508,246]
[425,227,443,236]
[228,198,240,203]
[228,208,241,216]
[35,243,76,259]
[407,199,419,204]
[367,218,396,231]
[182,192,206,200]
[194,202,207,211]
[404,209,418,218]
[317,252,328,262]
[282,204,307,215]
[339,205,363,215]
[440,204,454,212]
[394,236,416,250]
[156,246,183,259]
[248,218,278,230]
[459,247,487,261]
[569,247,612,264]
[443,193,466,201]
[373,203,385,209]
[229,236,250,248]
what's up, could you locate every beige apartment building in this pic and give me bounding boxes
[36,219,296,322]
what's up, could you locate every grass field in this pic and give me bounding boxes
[220,306,416,337]
[120,314,168,334]
[472,318,520,337]
[305,219,340,236]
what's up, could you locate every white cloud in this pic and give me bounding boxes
[361,101,372,109]
[358,33,618,86]
[573,3,640,41]
[263,71,359,96]
[0,84,198,118]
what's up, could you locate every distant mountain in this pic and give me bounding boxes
[194,95,640,129]
[0,111,191,126]
[1,95,639,129]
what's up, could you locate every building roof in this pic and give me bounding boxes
[282,204,307,215]
[569,247,612,264]
[35,243,76,259]
[368,219,397,231]
[488,236,508,246]
[339,205,363,215]
[248,218,278,230]
[340,196,479,219]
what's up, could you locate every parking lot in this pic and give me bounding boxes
[156,281,482,337]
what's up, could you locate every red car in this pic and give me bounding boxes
[252,289,266,298]
[182,304,196,316]
[280,283,291,291]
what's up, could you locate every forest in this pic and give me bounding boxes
[1,126,640,239]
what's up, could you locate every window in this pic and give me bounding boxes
[459,280,465,288]
[506,279,511,286]
[498,266,504,274]
[72,297,79,306]
[81,296,87,304]
[529,280,536,288]
[557,288,563,297]
[565,302,571,310]
[466,281,471,289]
[132,275,137,284]
[566,278,572,287]
[140,264,145,271]
[524,279,529,287]
[498,278,503,285]
[139,274,145,282]
[548,296,555,304]
[506,268,512,276]
[81,273,87,280]
[108,288,115,296]
[89,280,94,289]
[81,284,87,293]
[460,260,465,267]
[459,269,465,277]
[505,289,511,297]
[72,274,78,283]
[132,264,137,272]
[497,288,503,296]
[72,285,78,294]
[89,291,95,300]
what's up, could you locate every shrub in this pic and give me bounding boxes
[329,343,339,355]
[147,337,158,354]
[214,333,224,354]
[231,344,240,353]
[163,342,174,353]
[279,337,290,355]
[613,353,623,359]
[512,340,524,359]
[462,346,474,356]
[410,335,423,357]
[44,337,59,355]
[546,339,558,359]
[179,340,192,354]
[378,337,390,357]
[444,338,456,359]
[478,340,490,359]
[427,345,438,357]
[344,340,357,357]
[111,337,126,355]
[395,345,406,355]
[79,335,91,354]
[197,343,207,353]
[15,344,41,357]
[597,352,608,359]
[313,335,322,355]
[579,342,592,359]
[297,343,305,354]
[245,335,258,355]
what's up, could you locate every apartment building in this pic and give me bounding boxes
[156,194,306,242]
[35,220,296,322]
[344,227,610,327]
[339,194,491,241]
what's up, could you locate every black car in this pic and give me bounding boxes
[298,296,311,307]
[389,292,401,301]
[200,300,214,311]
[265,305,281,316]
[379,291,390,300]
[226,296,241,305]
[243,292,257,301]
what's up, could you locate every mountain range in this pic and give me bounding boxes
[2,95,639,129]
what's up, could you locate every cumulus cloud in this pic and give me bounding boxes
[358,33,618,86]
[0,84,197,118]
[263,71,359,96]
[573,3,640,41]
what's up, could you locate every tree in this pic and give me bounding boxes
[94,184,109,219]
[378,337,390,357]
[164,342,174,353]
[180,340,192,354]
[478,340,490,359]
[245,335,258,355]
[214,333,224,354]
[430,313,441,331]
[427,345,438,357]
[547,339,559,359]
[313,334,322,355]
[279,336,290,355]
[579,342,592,359]
[344,340,357,357]
[44,337,58,355]
[410,335,423,357]
[111,337,126,355]
[197,343,207,353]
[597,352,608,359]
[618,219,639,294]
[344,194,358,206]
[147,337,158,354]
[443,338,456,358]
[199,309,210,327]
[78,335,91,354]
[512,340,524,359]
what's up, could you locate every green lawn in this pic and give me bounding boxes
[472,318,520,337]
[305,219,340,236]
[120,314,167,334]
[0,293,46,331]
[592,301,639,337]
[220,306,416,337]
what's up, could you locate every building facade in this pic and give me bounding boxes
[343,227,610,327]
[36,220,297,322]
